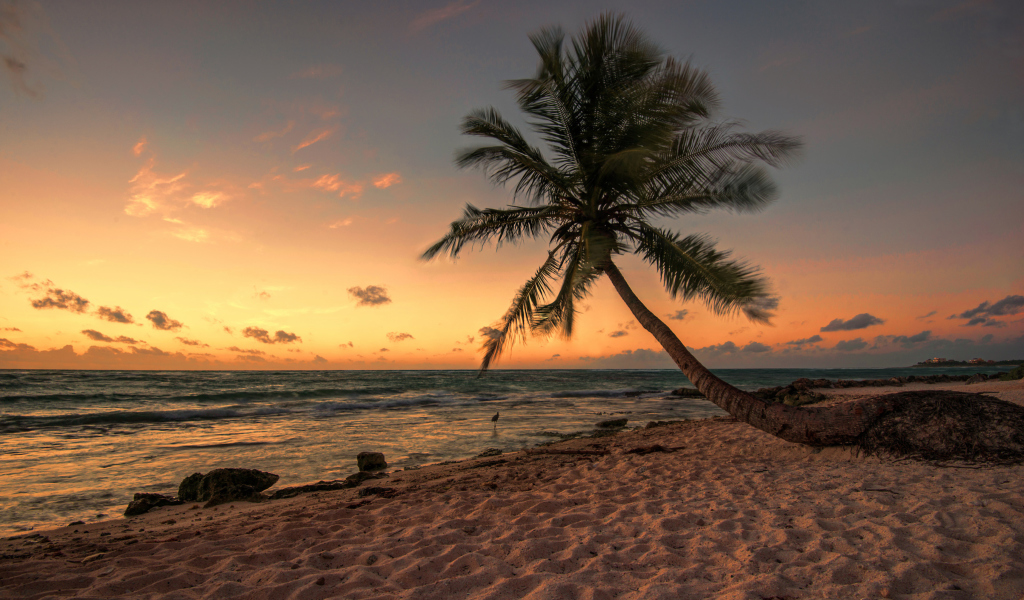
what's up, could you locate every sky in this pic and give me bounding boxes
[0,0,1022,371]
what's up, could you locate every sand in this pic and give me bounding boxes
[2,379,1023,600]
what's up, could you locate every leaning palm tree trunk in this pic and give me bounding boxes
[604,261,898,445]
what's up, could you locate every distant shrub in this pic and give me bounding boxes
[1000,365,1024,381]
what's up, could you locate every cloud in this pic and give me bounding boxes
[379,347,389,352]
[132,136,147,156]
[2,327,21,332]
[293,129,333,153]
[0,1,60,98]
[372,173,402,189]
[916,310,937,320]
[666,310,689,321]
[81,329,113,342]
[387,332,414,342]
[146,310,184,331]
[820,313,885,332]
[578,348,674,369]
[124,158,188,217]
[693,341,739,356]
[31,287,90,313]
[348,285,391,307]
[0,338,28,350]
[742,341,772,353]
[411,0,479,31]
[873,330,933,349]
[242,326,302,344]
[190,191,227,209]
[785,335,823,347]
[312,174,363,199]
[81,330,139,344]
[313,354,328,364]
[176,337,209,347]
[253,120,295,142]
[834,338,869,351]
[96,305,134,323]
[254,289,271,301]
[608,330,628,338]
[227,346,266,356]
[328,218,353,228]
[951,295,1024,327]
[290,64,344,79]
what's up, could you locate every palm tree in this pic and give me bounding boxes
[421,14,999,449]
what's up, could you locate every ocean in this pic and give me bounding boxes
[0,366,1015,536]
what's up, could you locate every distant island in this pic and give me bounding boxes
[913,357,1024,367]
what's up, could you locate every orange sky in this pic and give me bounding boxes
[1,1,1022,370]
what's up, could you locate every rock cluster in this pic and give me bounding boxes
[754,373,1008,406]
[124,453,393,516]
[178,468,279,508]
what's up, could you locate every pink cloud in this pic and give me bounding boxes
[313,174,363,199]
[253,120,295,142]
[293,128,334,153]
[132,136,147,156]
[124,158,188,217]
[373,173,402,189]
[411,0,479,31]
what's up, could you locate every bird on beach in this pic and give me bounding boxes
[492,411,499,428]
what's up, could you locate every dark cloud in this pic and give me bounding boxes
[916,310,937,320]
[1,327,20,332]
[339,341,354,348]
[893,330,932,347]
[0,338,28,350]
[578,348,674,369]
[785,335,823,347]
[348,285,391,306]
[608,330,628,338]
[834,338,869,351]
[0,1,51,98]
[223,326,234,335]
[146,310,184,331]
[31,287,90,313]
[820,313,885,332]
[96,306,134,324]
[236,354,267,363]
[226,346,266,356]
[379,347,389,352]
[176,337,209,347]
[452,347,463,352]
[693,341,739,356]
[81,329,113,342]
[242,326,302,344]
[952,295,1024,327]
[387,332,414,342]
[666,310,689,321]
[742,341,771,353]
[81,330,139,344]
[313,355,328,364]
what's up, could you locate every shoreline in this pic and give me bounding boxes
[3,379,1023,599]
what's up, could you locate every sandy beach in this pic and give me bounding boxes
[2,379,1023,600]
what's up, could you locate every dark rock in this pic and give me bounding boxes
[358,486,399,498]
[357,452,388,471]
[269,480,354,500]
[670,388,704,397]
[345,471,387,485]
[645,420,683,429]
[965,373,987,385]
[476,448,503,458]
[625,444,672,455]
[596,418,628,428]
[124,493,183,516]
[177,468,279,507]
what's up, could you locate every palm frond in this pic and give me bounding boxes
[421,204,558,260]
[480,250,563,371]
[631,224,773,321]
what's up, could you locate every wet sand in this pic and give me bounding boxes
[2,379,1022,600]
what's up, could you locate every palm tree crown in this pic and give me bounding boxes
[423,13,801,370]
